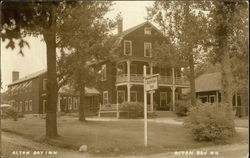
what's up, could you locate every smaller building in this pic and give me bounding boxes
[7,70,100,115]
[195,72,248,117]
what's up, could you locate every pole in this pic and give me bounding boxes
[143,65,147,147]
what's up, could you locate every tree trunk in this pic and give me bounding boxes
[43,29,58,138]
[221,48,233,106]
[189,53,196,106]
[79,85,86,121]
[0,55,2,155]
[216,2,235,107]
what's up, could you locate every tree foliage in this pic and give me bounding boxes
[147,1,211,106]
[56,2,115,121]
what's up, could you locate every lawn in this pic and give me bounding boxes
[2,115,247,156]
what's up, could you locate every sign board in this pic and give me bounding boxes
[145,75,158,91]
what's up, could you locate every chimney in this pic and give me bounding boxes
[117,18,123,34]
[12,71,19,82]
[116,12,123,34]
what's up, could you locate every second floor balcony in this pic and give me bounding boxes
[116,74,189,86]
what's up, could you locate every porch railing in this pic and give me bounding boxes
[116,74,189,86]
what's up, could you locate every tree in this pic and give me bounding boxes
[1,1,114,137]
[208,1,248,106]
[1,1,64,138]
[147,1,211,106]
[56,2,114,121]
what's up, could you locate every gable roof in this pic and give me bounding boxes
[117,21,166,39]
[8,69,47,86]
[195,72,222,92]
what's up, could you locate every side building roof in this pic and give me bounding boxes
[8,69,47,87]
[195,72,222,93]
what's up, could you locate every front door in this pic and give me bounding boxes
[117,91,125,104]
[160,92,168,110]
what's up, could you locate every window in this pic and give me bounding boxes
[101,64,107,81]
[209,95,215,103]
[160,92,167,107]
[19,102,23,112]
[131,64,137,74]
[199,96,208,103]
[29,100,32,111]
[144,27,151,35]
[124,40,132,55]
[131,91,137,102]
[117,64,125,75]
[103,91,108,105]
[117,91,125,104]
[144,42,152,57]
[64,97,67,111]
[68,97,72,110]
[25,101,29,111]
[72,97,75,110]
[43,79,47,90]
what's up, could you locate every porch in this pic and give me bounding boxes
[98,85,183,118]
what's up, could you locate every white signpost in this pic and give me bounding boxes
[143,65,159,147]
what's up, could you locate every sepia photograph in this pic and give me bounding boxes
[0,1,248,158]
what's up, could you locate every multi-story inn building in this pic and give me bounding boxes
[96,21,190,115]
[7,70,99,114]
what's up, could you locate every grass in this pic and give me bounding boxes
[2,115,247,156]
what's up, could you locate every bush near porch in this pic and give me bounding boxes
[120,102,144,118]
[175,100,191,116]
[184,102,236,142]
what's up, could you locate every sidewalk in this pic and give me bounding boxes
[86,117,182,125]
[86,117,248,128]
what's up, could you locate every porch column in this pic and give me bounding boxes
[150,62,154,111]
[127,60,131,82]
[172,67,176,111]
[116,88,119,118]
[171,86,176,111]
[127,60,131,102]
[172,67,175,85]
[127,84,131,102]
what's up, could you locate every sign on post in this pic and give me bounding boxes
[145,75,158,91]
[143,66,159,147]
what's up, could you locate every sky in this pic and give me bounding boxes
[0,1,154,92]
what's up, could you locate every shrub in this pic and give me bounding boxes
[4,107,18,121]
[120,102,143,118]
[175,100,191,116]
[184,102,236,142]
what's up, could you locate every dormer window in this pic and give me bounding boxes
[124,40,132,55]
[144,42,152,57]
[144,27,151,35]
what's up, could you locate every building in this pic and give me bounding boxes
[7,70,100,115]
[195,72,248,117]
[95,21,190,116]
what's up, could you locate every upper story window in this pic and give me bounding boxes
[144,42,152,57]
[43,79,47,90]
[101,64,107,81]
[144,27,151,35]
[124,40,132,55]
